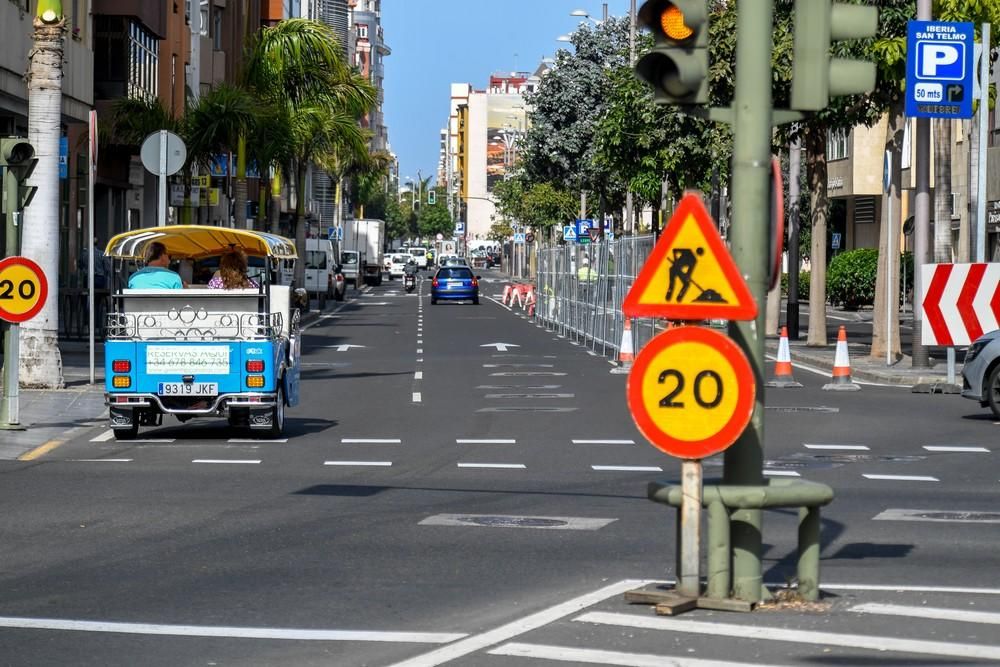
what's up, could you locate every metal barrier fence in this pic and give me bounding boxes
[59,288,111,341]
[535,235,659,360]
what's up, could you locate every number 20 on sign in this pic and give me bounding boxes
[627,326,755,460]
[0,256,48,324]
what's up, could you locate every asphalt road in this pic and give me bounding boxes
[0,268,997,666]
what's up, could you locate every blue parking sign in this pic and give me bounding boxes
[906,20,975,119]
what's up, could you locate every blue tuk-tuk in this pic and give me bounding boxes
[103,226,302,440]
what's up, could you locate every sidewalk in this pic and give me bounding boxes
[0,302,331,461]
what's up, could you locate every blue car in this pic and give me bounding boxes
[431,266,479,305]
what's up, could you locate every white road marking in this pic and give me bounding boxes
[417,348,423,354]
[340,438,401,444]
[763,470,801,477]
[824,582,1000,595]
[387,579,651,667]
[228,438,287,443]
[873,508,1000,524]
[131,439,176,443]
[457,463,526,469]
[192,459,261,464]
[456,439,516,444]
[490,372,567,377]
[324,461,393,467]
[490,643,748,667]
[69,459,133,463]
[414,371,423,380]
[850,602,1000,625]
[90,430,115,442]
[419,514,617,530]
[804,443,870,450]
[486,296,513,311]
[591,465,663,472]
[482,364,554,368]
[573,439,635,445]
[0,617,464,644]
[923,445,990,452]
[863,474,939,482]
[575,611,1000,662]
[413,392,422,403]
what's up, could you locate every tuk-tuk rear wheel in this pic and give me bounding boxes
[263,384,285,438]
[114,422,138,440]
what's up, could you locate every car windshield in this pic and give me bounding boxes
[341,253,358,265]
[410,249,425,257]
[305,251,327,270]
[392,255,407,264]
[438,268,473,280]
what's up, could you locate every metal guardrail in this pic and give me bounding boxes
[534,235,660,360]
[59,288,111,341]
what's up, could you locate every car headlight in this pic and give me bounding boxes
[966,339,990,364]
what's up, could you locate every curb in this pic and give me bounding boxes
[766,343,954,388]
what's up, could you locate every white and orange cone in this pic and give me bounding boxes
[525,286,536,316]
[823,325,860,391]
[767,326,802,388]
[501,284,512,305]
[610,319,635,374]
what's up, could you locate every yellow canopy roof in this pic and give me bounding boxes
[104,226,298,261]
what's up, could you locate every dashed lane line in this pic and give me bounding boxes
[456,439,516,444]
[413,392,422,403]
[192,459,261,465]
[763,470,801,477]
[573,439,635,445]
[490,643,747,667]
[340,438,401,444]
[923,445,990,453]
[863,474,939,482]
[804,443,870,450]
[228,438,287,443]
[90,430,115,442]
[414,371,423,380]
[324,461,393,467]
[849,602,1000,625]
[457,463,526,469]
[591,465,663,472]
[68,459,133,463]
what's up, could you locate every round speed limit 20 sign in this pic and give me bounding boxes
[0,256,48,324]
[627,326,755,460]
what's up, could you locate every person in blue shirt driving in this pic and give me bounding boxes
[128,241,183,289]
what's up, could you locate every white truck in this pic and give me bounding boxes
[343,219,386,286]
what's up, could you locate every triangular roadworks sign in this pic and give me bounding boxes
[623,193,757,321]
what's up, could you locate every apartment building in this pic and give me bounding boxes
[349,0,390,153]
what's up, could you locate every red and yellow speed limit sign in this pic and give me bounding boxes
[627,326,755,460]
[0,256,48,324]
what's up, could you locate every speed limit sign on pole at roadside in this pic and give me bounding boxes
[627,325,755,460]
[0,256,48,324]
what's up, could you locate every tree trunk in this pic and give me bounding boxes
[234,135,248,230]
[804,125,828,347]
[871,104,904,362]
[933,118,953,263]
[293,165,307,290]
[19,14,65,388]
[269,167,282,234]
[962,117,976,262]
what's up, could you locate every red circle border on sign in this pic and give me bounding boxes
[0,256,48,324]
[626,326,756,460]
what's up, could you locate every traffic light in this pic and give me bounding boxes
[790,0,879,111]
[634,0,709,106]
[428,190,436,206]
[0,138,38,211]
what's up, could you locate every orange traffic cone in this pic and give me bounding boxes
[610,319,635,374]
[823,325,860,391]
[767,326,802,388]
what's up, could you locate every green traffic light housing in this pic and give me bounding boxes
[791,0,879,111]
[635,0,709,105]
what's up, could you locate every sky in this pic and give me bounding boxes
[381,0,633,187]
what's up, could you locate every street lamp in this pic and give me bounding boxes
[556,34,572,43]
[570,9,601,24]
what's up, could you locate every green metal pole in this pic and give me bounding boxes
[723,0,773,603]
[1,167,24,429]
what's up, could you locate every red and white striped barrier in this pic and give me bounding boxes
[921,263,1000,346]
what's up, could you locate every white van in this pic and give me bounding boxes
[304,239,336,297]
[409,246,428,269]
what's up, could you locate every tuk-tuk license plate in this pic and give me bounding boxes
[158,382,218,396]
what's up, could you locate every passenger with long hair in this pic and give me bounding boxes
[208,250,258,289]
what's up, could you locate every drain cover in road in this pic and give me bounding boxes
[419,514,617,530]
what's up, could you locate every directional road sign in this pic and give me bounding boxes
[921,263,1000,345]
[906,20,975,119]
[627,326,755,460]
[623,194,757,321]
[0,256,48,323]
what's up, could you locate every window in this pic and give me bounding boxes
[356,24,368,38]
[827,128,849,161]
[951,193,961,218]
[213,9,223,50]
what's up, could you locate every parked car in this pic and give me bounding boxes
[409,246,429,269]
[961,329,1000,417]
[431,266,479,305]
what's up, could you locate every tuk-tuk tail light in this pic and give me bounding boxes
[246,360,265,373]
[112,360,131,373]
[112,376,131,389]
[246,375,265,389]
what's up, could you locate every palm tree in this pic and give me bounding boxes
[19,1,65,388]
[242,18,375,287]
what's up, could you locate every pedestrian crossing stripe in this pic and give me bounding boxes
[623,194,757,321]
